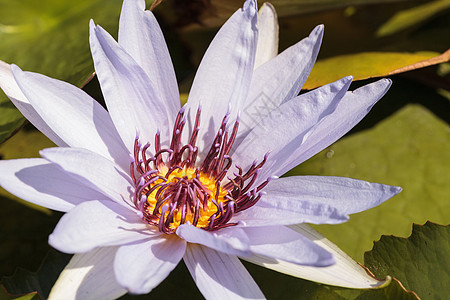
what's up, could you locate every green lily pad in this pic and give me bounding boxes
[1,249,71,300]
[365,222,450,300]
[0,126,55,160]
[0,100,25,145]
[0,193,63,279]
[376,0,450,37]
[0,287,40,300]
[288,78,450,262]
[0,0,123,144]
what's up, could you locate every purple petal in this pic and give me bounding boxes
[0,61,67,147]
[49,200,155,253]
[234,76,352,179]
[263,176,401,215]
[184,244,265,299]
[40,147,132,206]
[232,176,400,227]
[231,201,348,227]
[243,226,334,267]
[273,79,392,176]
[49,247,127,299]
[254,3,279,68]
[184,0,258,153]
[0,158,108,212]
[118,0,180,119]
[241,25,323,135]
[10,65,129,170]
[244,224,389,288]
[89,20,172,150]
[114,235,186,294]
[176,224,251,257]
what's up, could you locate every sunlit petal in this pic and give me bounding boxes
[184,244,265,299]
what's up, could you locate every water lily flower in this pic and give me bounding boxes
[0,0,401,299]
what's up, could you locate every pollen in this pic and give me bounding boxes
[144,167,229,231]
[130,107,271,234]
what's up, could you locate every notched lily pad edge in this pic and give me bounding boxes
[358,262,392,289]
[363,221,450,300]
[0,285,41,300]
[391,278,421,300]
[0,249,72,300]
[358,264,420,300]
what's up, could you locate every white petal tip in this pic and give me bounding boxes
[243,0,258,25]
[383,78,393,86]
[39,148,55,157]
[48,234,69,254]
[243,0,257,12]
[378,275,392,288]
[10,64,22,75]
[392,185,402,195]
[313,24,325,36]
[260,2,276,12]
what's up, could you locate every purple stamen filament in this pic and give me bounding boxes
[130,107,270,234]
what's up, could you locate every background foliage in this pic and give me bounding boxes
[0,0,448,299]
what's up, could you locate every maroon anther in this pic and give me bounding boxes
[130,107,271,234]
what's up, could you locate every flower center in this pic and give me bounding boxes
[130,107,270,234]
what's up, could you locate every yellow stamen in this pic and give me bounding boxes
[145,167,228,230]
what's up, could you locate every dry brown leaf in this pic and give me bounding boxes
[389,48,450,75]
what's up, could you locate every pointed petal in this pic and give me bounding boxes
[0,61,67,147]
[0,158,108,212]
[231,200,348,227]
[118,0,180,118]
[254,3,278,68]
[243,226,334,267]
[262,176,402,216]
[89,21,171,149]
[114,235,186,294]
[235,76,352,177]
[40,147,132,205]
[49,247,126,300]
[273,79,392,176]
[233,175,400,227]
[244,224,390,288]
[176,224,251,257]
[184,244,265,300]
[241,25,323,135]
[10,65,130,170]
[49,200,155,253]
[184,0,258,152]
